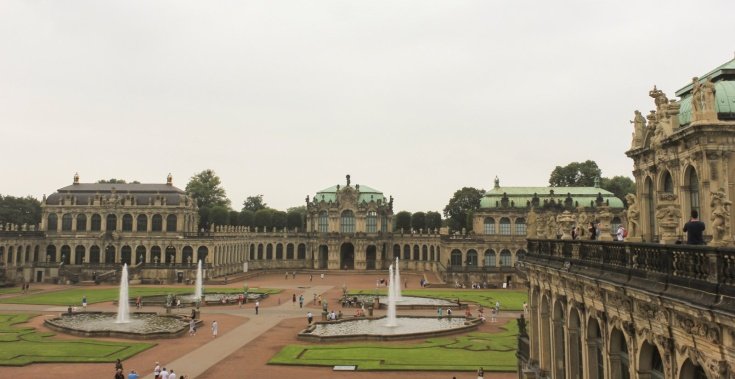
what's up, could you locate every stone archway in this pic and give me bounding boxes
[340,243,355,270]
[318,245,328,269]
[366,245,376,270]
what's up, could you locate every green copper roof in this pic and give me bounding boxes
[480,186,624,209]
[676,57,735,96]
[314,184,386,204]
[678,81,735,126]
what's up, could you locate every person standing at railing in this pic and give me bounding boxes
[588,222,597,240]
[683,210,706,245]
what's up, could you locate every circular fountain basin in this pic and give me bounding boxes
[45,312,193,339]
[351,295,459,309]
[126,292,268,307]
[298,316,481,342]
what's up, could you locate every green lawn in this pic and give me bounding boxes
[0,313,153,366]
[0,286,280,306]
[351,289,527,311]
[269,320,518,371]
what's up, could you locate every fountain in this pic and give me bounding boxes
[298,261,481,342]
[394,257,403,301]
[194,260,203,300]
[385,265,397,327]
[116,263,130,323]
[44,264,192,339]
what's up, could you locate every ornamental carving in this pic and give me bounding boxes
[636,302,669,324]
[675,314,720,344]
[608,293,633,313]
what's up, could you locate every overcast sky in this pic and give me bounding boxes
[0,1,732,212]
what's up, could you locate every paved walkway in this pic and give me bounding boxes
[142,285,333,379]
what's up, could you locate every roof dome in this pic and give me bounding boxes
[676,57,735,126]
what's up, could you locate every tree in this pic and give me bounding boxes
[549,160,602,187]
[287,211,304,230]
[394,211,412,232]
[242,195,267,212]
[238,210,255,227]
[601,176,636,207]
[443,187,484,231]
[272,210,287,229]
[425,211,443,231]
[209,205,230,226]
[0,195,42,225]
[254,209,273,229]
[186,170,231,209]
[186,170,231,229]
[229,210,241,226]
[411,212,426,231]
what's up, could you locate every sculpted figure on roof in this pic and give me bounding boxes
[630,110,646,149]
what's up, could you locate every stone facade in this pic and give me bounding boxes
[626,56,735,245]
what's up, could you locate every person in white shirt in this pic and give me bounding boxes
[159,368,168,379]
[616,225,625,241]
[211,320,218,338]
[153,362,161,378]
[168,370,176,379]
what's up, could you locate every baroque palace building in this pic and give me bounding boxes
[519,56,735,379]
[0,172,622,287]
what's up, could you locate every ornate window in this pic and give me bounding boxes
[366,211,377,233]
[106,214,117,231]
[47,213,58,231]
[76,214,87,231]
[318,211,328,233]
[90,214,101,231]
[484,249,496,267]
[381,215,388,233]
[688,168,700,214]
[484,217,495,234]
[61,214,73,231]
[663,171,674,193]
[515,218,526,235]
[122,214,133,231]
[499,217,511,235]
[166,215,177,232]
[466,250,478,267]
[152,214,163,232]
[340,210,355,233]
[499,249,512,267]
[137,215,148,232]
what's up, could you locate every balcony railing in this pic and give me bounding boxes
[525,239,735,290]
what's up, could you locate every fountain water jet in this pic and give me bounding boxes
[394,257,403,301]
[116,264,130,323]
[385,264,397,327]
[194,260,203,300]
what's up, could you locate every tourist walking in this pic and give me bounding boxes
[307,311,313,324]
[115,368,125,379]
[136,296,142,309]
[292,293,296,306]
[437,307,443,317]
[588,222,597,240]
[82,295,87,311]
[168,369,176,379]
[153,362,161,378]
[189,318,196,336]
[160,367,169,379]
[255,300,260,315]
[616,225,626,241]
[309,274,313,282]
[127,369,139,379]
[477,367,485,379]
[299,294,304,308]
[683,210,706,245]
[211,320,218,338]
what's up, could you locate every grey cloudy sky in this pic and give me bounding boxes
[1,1,732,212]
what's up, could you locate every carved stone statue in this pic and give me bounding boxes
[701,78,717,121]
[596,206,613,241]
[536,214,547,239]
[546,214,558,239]
[710,189,732,246]
[557,211,576,240]
[655,193,682,244]
[625,194,640,239]
[630,110,646,148]
[649,85,669,113]
[691,77,702,115]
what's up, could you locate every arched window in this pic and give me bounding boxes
[413,245,419,260]
[286,243,294,259]
[257,244,263,260]
[150,245,161,263]
[152,214,163,232]
[484,249,496,267]
[266,244,273,259]
[422,245,428,261]
[662,171,674,193]
[318,211,328,233]
[687,167,700,215]
[499,249,512,267]
[516,249,526,261]
[89,245,100,263]
[106,214,117,231]
[484,217,495,234]
[122,214,133,231]
[137,245,147,264]
[121,245,132,265]
[91,214,101,231]
[137,214,148,232]
[639,342,664,379]
[47,213,58,231]
[393,244,401,259]
[76,214,87,231]
[515,217,526,235]
[466,249,478,267]
[430,246,435,261]
[366,211,377,233]
[46,245,57,262]
[276,243,283,259]
[340,210,355,233]
[499,217,511,235]
[610,329,630,379]
[381,214,388,233]
[297,244,306,259]
[104,245,115,264]
[61,214,73,231]
[74,245,85,264]
[403,245,410,260]
[249,244,255,260]
[166,215,177,232]
[450,250,462,266]
[197,246,208,263]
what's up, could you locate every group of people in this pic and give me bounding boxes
[572,209,707,245]
[152,361,188,379]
